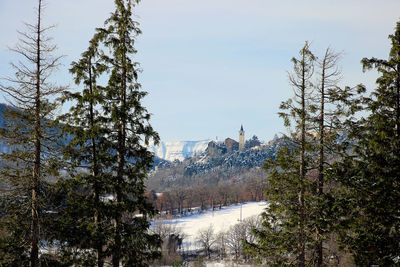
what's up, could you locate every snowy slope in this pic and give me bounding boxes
[160,201,267,251]
[149,140,212,162]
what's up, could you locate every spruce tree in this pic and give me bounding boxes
[332,20,400,266]
[0,1,64,266]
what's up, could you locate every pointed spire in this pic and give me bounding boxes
[239,124,245,150]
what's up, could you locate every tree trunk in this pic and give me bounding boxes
[316,54,326,267]
[112,27,127,267]
[396,59,400,137]
[87,58,104,267]
[298,55,306,267]
[31,1,42,266]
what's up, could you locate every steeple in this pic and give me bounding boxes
[239,125,245,151]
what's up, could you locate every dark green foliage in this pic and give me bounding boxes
[245,135,261,149]
[94,1,161,265]
[48,34,112,266]
[244,147,315,266]
[244,43,363,266]
[0,195,30,266]
[45,177,112,266]
[48,0,161,266]
[331,20,400,266]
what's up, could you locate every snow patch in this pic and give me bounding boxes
[149,140,212,161]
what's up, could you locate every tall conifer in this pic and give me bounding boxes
[0,1,64,266]
[244,42,316,266]
[51,1,161,266]
[313,47,343,266]
[96,0,161,265]
[49,38,111,266]
[333,20,400,266]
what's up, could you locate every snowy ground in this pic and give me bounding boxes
[160,201,267,251]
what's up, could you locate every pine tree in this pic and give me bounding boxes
[332,20,400,266]
[0,1,64,266]
[310,47,366,266]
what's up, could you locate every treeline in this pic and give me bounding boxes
[0,1,160,267]
[244,22,400,267]
[147,176,267,216]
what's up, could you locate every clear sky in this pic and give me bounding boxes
[1,0,399,142]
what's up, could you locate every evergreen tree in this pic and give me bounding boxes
[94,0,161,265]
[245,135,261,149]
[311,47,365,266]
[244,42,316,266]
[47,37,112,266]
[244,43,364,265]
[286,42,315,267]
[312,47,345,266]
[48,1,161,266]
[332,20,400,266]
[0,1,64,266]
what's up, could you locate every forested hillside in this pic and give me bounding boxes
[148,136,287,191]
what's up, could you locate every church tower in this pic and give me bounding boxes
[239,125,245,151]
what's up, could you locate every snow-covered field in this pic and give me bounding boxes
[160,201,267,251]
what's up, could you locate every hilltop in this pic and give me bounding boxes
[148,135,287,191]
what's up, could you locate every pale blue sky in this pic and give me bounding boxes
[1,0,399,142]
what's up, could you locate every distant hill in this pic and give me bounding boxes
[148,136,288,191]
[182,137,286,177]
[0,104,16,154]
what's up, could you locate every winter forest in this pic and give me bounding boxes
[0,0,400,266]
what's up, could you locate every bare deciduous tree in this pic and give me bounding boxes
[196,225,216,259]
[215,231,227,259]
[226,222,247,260]
[172,187,188,214]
